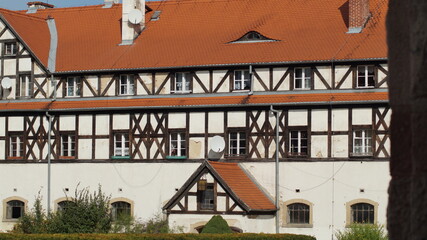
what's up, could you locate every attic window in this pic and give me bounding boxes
[232,31,277,43]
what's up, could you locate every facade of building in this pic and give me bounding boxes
[0,0,389,239]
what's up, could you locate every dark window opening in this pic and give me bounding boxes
[287,203,310,224]
[351,203,374,224]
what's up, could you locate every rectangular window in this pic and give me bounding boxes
[60,133,76,158]
[294,67,311,89]
[66,77,80,97]
[198,182,215,210]
[234,70,251,90]
[353,129,372,156]
[9,134,24,158]
[20,75,32,97]
[170,132,186,157]
[4,42,17,56]
[114,133,129,157]
[173,72,191,93]
[119,75,134,95]
[229,131,246,156]
[357,66,375,88]
[289,130,308,156]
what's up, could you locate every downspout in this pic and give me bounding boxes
[270,105,280,233]
[248,65,253,95]
[46,16,58,214]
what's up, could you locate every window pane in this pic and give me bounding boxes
[235,71,242,80]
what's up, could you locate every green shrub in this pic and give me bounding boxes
[200,215,233,234]
[111,214,181,234]
[0,233,316,240]
[335,224,388,240]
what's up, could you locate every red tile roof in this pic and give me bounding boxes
[0,92,388,111]
[209,161,276,211]
[0,0,388,73]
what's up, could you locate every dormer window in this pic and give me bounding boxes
[231,31,277,43]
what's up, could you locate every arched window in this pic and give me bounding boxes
[111,201,131,220]
[6,200,25,219]
[287,203,310,224]
[57,200,74,212]
[351,203,375,224]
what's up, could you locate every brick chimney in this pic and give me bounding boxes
[348,0,370,33]
[121,0,145,45]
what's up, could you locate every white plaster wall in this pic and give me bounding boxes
[352,108,372,125]
[288,110,308,126]
[188,138,204,159]
[0,117,5,136]
[213,70,229,93]
[193,71,209,94]
[253,68,269,92]
[378,64,388,88]
[189,113,204,133]
[8,117,23,131]
[83,76,98,97]
[34,63,44,75]
[155,73,170,94]
[208,112,224,133]
[18,58,31,72]
[3,59,16,76]
[272,67,289,91]
[137,73,151,95]
[332,109,348,131]
[34,78,46,99]
[100,75,115,96]
[78,139,92,160]
[113,114,129,130]
[60,115,76,131]
[332,135,348,158]
[228,111,245,127]
[335,66,352,89]
[314,66,332,90]
[95,139,109,159]
[169,113,186,129]
[96,115,109,135]
[0,140,5,159]
[0,29,14,40]
[311,136,328,158]
[79,115,93,135]
[311,109,328,131]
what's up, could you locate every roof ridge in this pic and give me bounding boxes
[0,8,46,22]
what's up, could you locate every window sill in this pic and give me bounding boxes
[2,218,19,222]
[232,89,251,92]
[293,88,311,91]
[111,156,131,160]
[59,156,76,160]
[283,224,313,228]
[350,153,373,157]
[171,90,192,94]
[166,156,187,160]
[118,93,135,96]
[7,157,23,160]
[356,86,375,89]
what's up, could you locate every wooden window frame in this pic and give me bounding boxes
[226,128,247,158]
[65,77,81,97]
[7,132,25,160]
[168,129,187,158]
[112,131,130,159]
[119,74,135,96]
[19,74,33,98]
[356,65,375,88]
[287,127,310,157]
[3,42,18,56]
[232,70,251,91]
[293,67,313,90]
[172,72,192,94]
[59,132,76,159]
[197,180,216,211]
[351,125,374,157]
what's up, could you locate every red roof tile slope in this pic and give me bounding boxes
[0,92,388,111]
[209,161,276,211]
[0,0,388,73]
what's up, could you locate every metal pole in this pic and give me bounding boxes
[46,111,52,214]
[270,105,280,233]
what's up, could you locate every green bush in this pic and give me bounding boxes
[200,215,232,234]
[335,224,388,240]
[111,214,181,234]
[0,233,316,240]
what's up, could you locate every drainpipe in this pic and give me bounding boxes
[270,105,280,233]
[248,65,253,95]
[46,74,56,214]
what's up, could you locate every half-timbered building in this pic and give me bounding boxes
[0,0,390,238]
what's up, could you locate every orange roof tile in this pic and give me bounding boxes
[0,0,388,73]
[209,161,276,211]
[0,91,388,112]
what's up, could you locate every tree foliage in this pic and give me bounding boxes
[335,224,388,240]
[200,215,233,234]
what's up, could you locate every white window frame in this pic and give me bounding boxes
[60,133,76,157]
[173,72,191,93]
[20,75,32,97]
[289,130,308,156]
[357,65,375,88]
[233,70,251,91]
[9,134,24,158]
[352,129,373,156]
[169,132,186,157]
[294,67,311,90]
[4,42,17,56]
[228,131,246,156]
[66,77,80,97]
[114,133,129,157]
[119,75,134,95]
